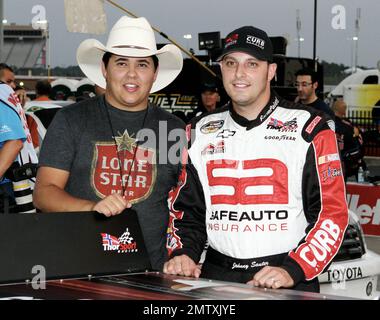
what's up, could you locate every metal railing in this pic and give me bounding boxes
[347,110,380,157]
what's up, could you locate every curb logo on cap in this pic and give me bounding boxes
[247,35,265,50]
[217,25,273,62]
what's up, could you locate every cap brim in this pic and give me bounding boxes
[217,47,271,62]
[77,39,183,93]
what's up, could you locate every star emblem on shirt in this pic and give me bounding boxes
[114,130,137,153]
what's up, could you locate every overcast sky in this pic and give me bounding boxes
[3,0,380,68]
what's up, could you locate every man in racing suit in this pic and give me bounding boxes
[163,25,348,292]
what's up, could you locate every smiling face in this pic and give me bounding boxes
[296,75,318,104]
[220,51,276,120]
[102,54,158,111]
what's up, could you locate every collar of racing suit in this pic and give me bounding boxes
[228,90,281,131]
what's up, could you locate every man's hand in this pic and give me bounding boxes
[163,255,201,278]
[15,88,27,107]
[247,266,294,289]
[92,194,131,217]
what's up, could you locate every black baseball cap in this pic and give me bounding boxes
[217,26,273,62]
[201,82,218,93]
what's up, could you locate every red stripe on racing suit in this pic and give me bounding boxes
[289,129,348,280]
[166,124,207,261]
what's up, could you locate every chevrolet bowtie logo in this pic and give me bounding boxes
[217,129,236,138]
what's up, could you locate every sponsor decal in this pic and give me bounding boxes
[322,167,342,181]
[299,219,341,268]
[246,35,265,49]
[207,222,288,233]
[327,119,335,131]
[166,231,179,251]
[225,33,239,48]
[216,129,236,138]
[259,97,279,122]
[327,266,363,282]
[264,135,296,141]
[267,117,298,132]
[101,228,138,253]
[201,140,225,155]
[91,130,156,203]
[267,117,284,129]
[346,186,380,236]
[207,210,289,234]
[305,116,322,134]
[210,210,288,221]
[318,153,340,165]
[200,120,224,134]
[207,159,288,205]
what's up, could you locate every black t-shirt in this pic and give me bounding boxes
[39,96,186,270]
[307,98,335,119]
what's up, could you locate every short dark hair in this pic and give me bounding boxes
[295,68,318,83]
[35,80,52,96]
[102,52,159,70]
[201,82,218,94]
[0,63,14,75]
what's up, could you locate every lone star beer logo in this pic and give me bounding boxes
[91,130,157,203]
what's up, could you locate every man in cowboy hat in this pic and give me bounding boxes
[33,16,185,271]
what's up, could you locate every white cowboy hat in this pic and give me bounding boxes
[76,16,183,93]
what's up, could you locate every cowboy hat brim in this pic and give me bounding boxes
[76,39,183,93]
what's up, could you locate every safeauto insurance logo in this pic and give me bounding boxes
[101,228,138,253]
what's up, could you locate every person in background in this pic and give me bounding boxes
[164,25,348,293]
[0,78,38,213]
[0,81,25,213]
[0,64,39,152]
[332,99,366,181]
[295,68,335,119]
[187,82,220,120]
[0,63,16,89]
[33,80,52,101]
[12,85,39,153]
[0,64,29,107]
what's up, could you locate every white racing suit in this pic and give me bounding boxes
[167,91,348,292]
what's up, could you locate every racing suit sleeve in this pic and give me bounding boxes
[166,126,207,264]
[282,120,349,284]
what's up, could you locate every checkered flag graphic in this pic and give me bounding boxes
[118,228,134,244]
